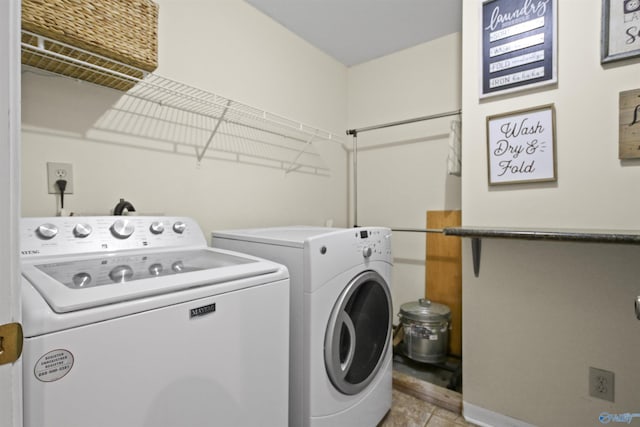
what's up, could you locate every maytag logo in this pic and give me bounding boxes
[21,249,40,256]
[190,303,216,318]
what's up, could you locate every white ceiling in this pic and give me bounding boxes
[244,0,463,67]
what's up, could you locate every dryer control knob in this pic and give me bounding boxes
[73,223,92,238]
[362,246,373,258]
[36,223,58,240]
[149,221,165,235]
[111,219,135,239]
[173,221,186,234]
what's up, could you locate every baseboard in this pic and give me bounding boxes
[463,401,537,427]
[392,370,462,414]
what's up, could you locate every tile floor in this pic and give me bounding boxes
[379,389,476,427]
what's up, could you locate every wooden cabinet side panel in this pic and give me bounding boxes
[425,210,462,357]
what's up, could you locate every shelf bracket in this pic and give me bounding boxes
[471,238,482,278]
[195,100,231,162]
[285,134,316,174]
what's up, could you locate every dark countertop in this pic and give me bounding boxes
[443,226,640,245]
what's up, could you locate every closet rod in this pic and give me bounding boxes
[346,109,461,136]
[391,227,444,234]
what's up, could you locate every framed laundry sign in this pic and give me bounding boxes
[486,104,557,185]
[480,0,557,98]
[601,0,640,63]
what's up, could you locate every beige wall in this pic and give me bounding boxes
[347,33,462,310]
[462,1,640,426]
[21,0,348,237]
[20,1,461,364]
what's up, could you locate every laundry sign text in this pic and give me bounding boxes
[481,0,557,98]
[486,104,557,185]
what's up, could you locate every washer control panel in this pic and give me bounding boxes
[21,216,206,258]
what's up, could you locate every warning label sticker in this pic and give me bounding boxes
[34,349,74,382]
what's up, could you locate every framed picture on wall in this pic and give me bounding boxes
[486,104,557,185]
[601,0,640,63]
[619,88,640,158]
[480,0,557,98]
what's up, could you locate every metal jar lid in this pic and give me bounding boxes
[399,298,451,322]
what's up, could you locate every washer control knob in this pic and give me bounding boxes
[109,265,134,283]
[71,272,92,288]
[111,219,135,239]
[73,223,92,238]
[36,223,58,240]
[362,246,373,258]
[149,263,163,276]
[173,221,186,234]
[149,221,165,235]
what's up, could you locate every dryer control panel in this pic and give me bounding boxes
[21,216,206,258]
[310,227,392,266]
[304,226,392,293]
[354,228,392,260]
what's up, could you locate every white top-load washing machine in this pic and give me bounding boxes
[20,216,289,427]
[212,226,393,427]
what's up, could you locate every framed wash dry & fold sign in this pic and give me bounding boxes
[602,0,640,63]
[486,104,557,185]
[480,0,557,98]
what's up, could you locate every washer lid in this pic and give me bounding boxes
[22,248,282,313]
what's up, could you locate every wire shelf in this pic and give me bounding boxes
[21,30,344,175]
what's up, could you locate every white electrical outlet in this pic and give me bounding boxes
[589,367,615,402]
[47,162,74,194]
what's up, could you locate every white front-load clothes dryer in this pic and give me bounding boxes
[212,226,393,427]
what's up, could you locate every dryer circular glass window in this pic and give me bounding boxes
[324,270,392,395]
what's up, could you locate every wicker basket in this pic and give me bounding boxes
[22,0,158,90]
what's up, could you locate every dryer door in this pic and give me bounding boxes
[324,270,391,395]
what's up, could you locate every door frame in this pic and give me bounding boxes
[0,0,23,426]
